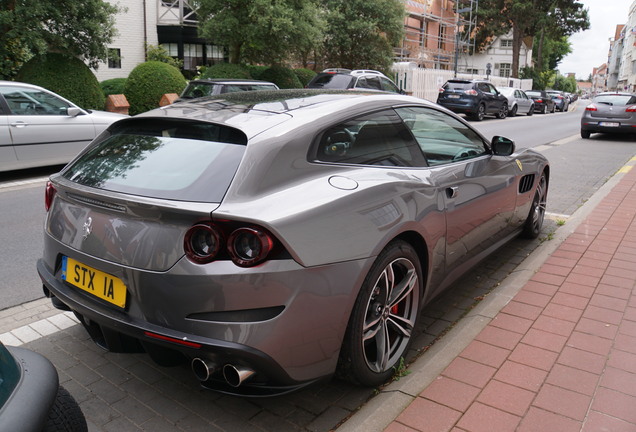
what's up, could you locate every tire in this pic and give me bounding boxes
[551,104,556,113]
[541,105,547,114]
[527,104,534,116]
[43,386,88,432]
[508,105,517,117]
[497,103,508,119]
[471,104,486,121]
[581,129,591,139]
[338,240,422,387]
[521,172,548,239]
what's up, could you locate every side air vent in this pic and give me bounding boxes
[518,174,535,194]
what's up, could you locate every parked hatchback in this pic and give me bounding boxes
[178,79,279,100]
[436,79,508,121]
[39,89,548,396]
[580,92,636,139]
[0,81,127,172]
[306,69,402,93]
[546,90,569,112]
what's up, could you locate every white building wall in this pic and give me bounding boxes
[93,0,157,82]
[624,0,636,91]
[457,31,532,79]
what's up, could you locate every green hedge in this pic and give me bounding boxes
[293,68,316,87]
[124,61,186,115]
[100,78,127,96]
[260,66,303,89]
[16,53,105,110]
[201,63,252,79]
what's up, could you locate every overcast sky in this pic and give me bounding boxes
[558,0,632,80]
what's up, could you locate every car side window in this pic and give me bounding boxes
[395,106,488,166]
[0,86,72,115]
[314,109,428,167]
[380,77,400,93]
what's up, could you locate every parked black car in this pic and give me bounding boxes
[525,90,556,114]
[306,69,402,93]
[436,79,508,121]
[0,342,87,431]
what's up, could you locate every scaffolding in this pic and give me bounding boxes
[395,0,478,71]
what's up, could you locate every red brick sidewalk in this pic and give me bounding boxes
[386,167,636,432]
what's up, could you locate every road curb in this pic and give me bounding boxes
[336,154,636,432]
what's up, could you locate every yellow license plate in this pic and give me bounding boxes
[62,256,127,308]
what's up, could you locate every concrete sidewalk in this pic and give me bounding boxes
[340,158,636,432]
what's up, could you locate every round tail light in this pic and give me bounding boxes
[228,227,274,267]
[184,224,222,264]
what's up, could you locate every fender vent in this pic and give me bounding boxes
[519,174,535,194]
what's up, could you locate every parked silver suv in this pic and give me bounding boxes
[306,69,402,93]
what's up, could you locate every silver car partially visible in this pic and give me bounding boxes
[580,92,636,139]
[0,81,127,172]
[38,90,549,396]
[497,87,534,117]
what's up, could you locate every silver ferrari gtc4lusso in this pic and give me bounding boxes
[38,90,549,396]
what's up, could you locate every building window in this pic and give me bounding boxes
[438,25,446,50]
[162,43,179,57]
[466,68,479,74]
[107,48,121,69]
[500,39,513,48]
[498,63,512,78]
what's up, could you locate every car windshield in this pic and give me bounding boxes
[180,83,217,99]
[498,88,514,96]
[593,94,636,106]
[309,74,354,89]
[62,119,247,202]
[444,82,472,90]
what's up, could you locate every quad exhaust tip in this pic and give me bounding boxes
[223,364,255,387]
[192,359,256,387]
[191,358,216,382]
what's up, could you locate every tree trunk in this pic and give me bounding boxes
[229,42,242,64]
[536,29,545,71]
[511,26,523,78]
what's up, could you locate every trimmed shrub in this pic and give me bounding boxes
[100,78,127,96]
[260,66,303,89]
[201,63,252,79]
[294,68,317,87]
[124,61,187,115]
[16,53,105,110]
[246,65,268,80]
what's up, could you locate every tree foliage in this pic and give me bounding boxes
[195,0,325,66]
[322,0,405,71]
[0,0,120,79]
[471,0,589,78]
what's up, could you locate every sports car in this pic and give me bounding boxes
[38,89,549,396]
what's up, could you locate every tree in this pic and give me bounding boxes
[0,0,120,79]
[471,0,589,78]
[322,0,405,71]
[195,0,325,66]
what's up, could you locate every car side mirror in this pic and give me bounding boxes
[491,136,515,156]
[67,107,82,117]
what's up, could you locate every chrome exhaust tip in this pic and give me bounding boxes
[191,358,217,382]
[223,364,255,387]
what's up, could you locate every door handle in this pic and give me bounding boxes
[10,121,28,128]
[446,187,458,199]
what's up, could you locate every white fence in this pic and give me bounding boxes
[392,64,533,103]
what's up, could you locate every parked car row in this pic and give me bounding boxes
[436,79,576,121]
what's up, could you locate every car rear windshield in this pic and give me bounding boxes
[593,94,636,106]
[308,74,354,89]
[443,81,472,90]
[61,118,247,202]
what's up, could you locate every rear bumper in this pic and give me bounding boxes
[581,121,636,135]
[436,99,479,114]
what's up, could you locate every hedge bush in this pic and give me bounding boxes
[201,63,252,79]
[124,61,186,115]
[260,66,303,89]
[293,68,316,87]
[16,53,105,110]
[246,65,268,80]
[100,78,127,96]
